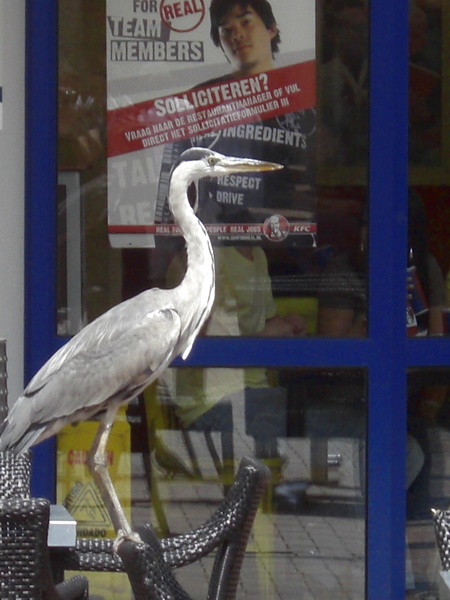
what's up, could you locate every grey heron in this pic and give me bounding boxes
[0,148,282,546]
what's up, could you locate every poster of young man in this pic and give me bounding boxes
[106,0,316,248]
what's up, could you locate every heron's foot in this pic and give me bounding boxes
[112,528,143,552]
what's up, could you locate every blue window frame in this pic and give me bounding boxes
[25,0,447,597]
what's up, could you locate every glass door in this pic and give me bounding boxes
[25,0,446,598]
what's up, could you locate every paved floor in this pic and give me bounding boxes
[84,398,450,600]
[131,392,369,600]
[132,433,367,600]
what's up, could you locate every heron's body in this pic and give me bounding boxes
[0,157,215,455]
[0,148,282,544]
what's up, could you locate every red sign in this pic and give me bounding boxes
[108,61,315,157]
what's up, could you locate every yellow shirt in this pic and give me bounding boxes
[174,246,276,426]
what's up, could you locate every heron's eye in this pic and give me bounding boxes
[207,157,218,167]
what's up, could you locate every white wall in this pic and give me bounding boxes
[0,1,25,403]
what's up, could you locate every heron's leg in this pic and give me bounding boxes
[86,400,141,547]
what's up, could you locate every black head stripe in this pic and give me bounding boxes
[170,147,217,177]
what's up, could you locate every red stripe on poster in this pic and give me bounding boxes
[107,61,316,157]
[108,222,317,236]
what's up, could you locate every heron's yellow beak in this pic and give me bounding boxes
[220,156,283,173]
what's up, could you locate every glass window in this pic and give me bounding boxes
[57,367,367,600]
[56,1,370,598]
[406,2,450,598]
[405,4,447,336]
[56,0,370,341]
[58,0,121,326]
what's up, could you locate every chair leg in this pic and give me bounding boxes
[204,430,235,495]
[358,438,366,495]
[129,395,171,536]
[310,438,329,484]
[204,431,224,478]
[145,452,170,537]
[180,430,202,478]
[221,431,235,495]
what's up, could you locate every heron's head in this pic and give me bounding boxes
[172,147,283,183]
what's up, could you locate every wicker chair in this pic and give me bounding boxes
[60,456,270,600]
[432,508,450,570]
[0,451,89,600]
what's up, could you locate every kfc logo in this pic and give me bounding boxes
[263,214,289,242]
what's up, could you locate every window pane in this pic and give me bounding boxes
[406,6,449,599]
[55,2,369,598]
[58,0,121,330]
[406,4,447,336]
[56,0,370,340]
[57,367,367,600]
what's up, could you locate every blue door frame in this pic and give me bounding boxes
[25,0,447,597]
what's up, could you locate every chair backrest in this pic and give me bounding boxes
[0,450,32,498]
[0,451,88,600]
[118,527,193,600]
[206,456,270,600]
[160,456,270,600]
[432,508,450,570]
[0,496,63,600]
[60,457,269,600]
[0,451,52,599]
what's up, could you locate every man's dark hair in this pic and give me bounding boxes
[209,0,281,55]
[324,0,367,31]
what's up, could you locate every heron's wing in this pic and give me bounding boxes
[31,307,182,417]
[24,291,164,395]
[1,307,182,453]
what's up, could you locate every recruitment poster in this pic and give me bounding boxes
[106,0,316,248]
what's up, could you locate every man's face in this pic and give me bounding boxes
[334,7,368,63]
[218,4,277,74]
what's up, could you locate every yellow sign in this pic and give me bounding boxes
[57,413,132,599]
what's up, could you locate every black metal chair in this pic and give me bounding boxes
[60,456,270,600]
[0,451,89,600]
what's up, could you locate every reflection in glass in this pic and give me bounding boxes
[55,1,369,597]
[57,2,122,331]
[56,366,367,600]
[56,172,84,336]
[407,368,450,597]
[133,367,367,600]
[319,0,369,166]
[318,0,443,170]
[56,0,371,339]
[407,189,446,338]
[408,3,442,167]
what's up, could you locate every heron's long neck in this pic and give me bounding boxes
[169,170,215,322]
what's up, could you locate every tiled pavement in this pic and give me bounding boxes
[128,412,450,600]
